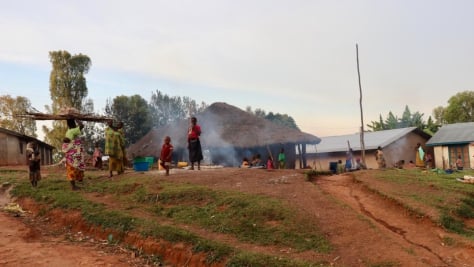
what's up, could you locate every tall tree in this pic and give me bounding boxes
[385,111,399,129]
[432,106,445,125]
[148,90,208,128]
[105,95,152,146]
[367,105,432,133]
[424,116,439,135]
[442,91,474,123]
[367,114,386,131]
[0,95,37,137]
[246,107,299,130]
[43,50,92,150]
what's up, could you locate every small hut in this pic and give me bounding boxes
[127,102,321,168]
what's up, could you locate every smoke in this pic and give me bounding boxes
[198,112,241,166]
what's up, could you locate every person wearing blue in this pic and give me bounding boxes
[345,148,354,171]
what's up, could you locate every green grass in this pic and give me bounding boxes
[226,251,327,267]
[359,169,474,238]
[5,167,473,265]
[2,170,331,266]
[148,184,330,252]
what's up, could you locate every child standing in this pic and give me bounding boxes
[92,143,103,170]
[456,155,464,170]
[266,156,274,170]
[26,141,41,187]
[278,148,286,169]
[159,136,173,176]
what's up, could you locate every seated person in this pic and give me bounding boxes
[394,160,405,169]
[337,160,345,174]
[251,154,264,168]
[355,158,367,170]
[241,157,250,168]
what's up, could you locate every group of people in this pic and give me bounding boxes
[240,148,286,170]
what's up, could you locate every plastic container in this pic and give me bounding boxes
[145,157,154,169]
[133,161,149,171]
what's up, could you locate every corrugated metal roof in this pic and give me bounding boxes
[426,122,474,146]
[305,127,422,153]
[0,127,55,149]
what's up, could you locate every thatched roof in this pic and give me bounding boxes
[127,102,320,157]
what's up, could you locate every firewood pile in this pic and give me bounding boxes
[16,107,112,122]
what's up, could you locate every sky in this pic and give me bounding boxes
[1,0,473,140]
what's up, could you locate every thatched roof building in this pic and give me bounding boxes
[127,102,320,168]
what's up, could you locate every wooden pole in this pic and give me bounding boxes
[356,44,366,165]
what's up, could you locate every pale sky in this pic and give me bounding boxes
[1,0,473,140]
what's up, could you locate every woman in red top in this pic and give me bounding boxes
[160,136,173,176]
[187,117,203,170]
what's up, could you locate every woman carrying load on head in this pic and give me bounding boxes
[62,119,85,190]
[105,120,124,177]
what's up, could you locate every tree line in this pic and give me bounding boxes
[0,50,299,160]
[1,50,473,159]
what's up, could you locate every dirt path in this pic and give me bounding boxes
[157,168,474,266]
[0,184,156,267]
[315,174,474,267]
[1,168,473,266]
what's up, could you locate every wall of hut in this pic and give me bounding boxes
[296,132,431,170]
[430,143,472,170]
[0,130,54,167]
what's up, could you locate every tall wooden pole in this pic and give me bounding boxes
[356,44,366,164]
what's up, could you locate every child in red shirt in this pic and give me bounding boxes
[267,156,274,170]
[160,136,173,176]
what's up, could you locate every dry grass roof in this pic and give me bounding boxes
[128,102,320,157]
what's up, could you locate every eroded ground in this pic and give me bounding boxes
[1,167,473,267]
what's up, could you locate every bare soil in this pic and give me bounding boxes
[1,167,473,267]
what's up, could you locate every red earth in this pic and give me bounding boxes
[1,166,473,267]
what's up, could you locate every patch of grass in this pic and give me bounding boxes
[151,184,331,253]
[368,261,401,267]
[3,170,329,265]
[226,251,330,267]
[456,198,474,219]
[442,236,456,246]
[362,169,474,238]
[439,213,466,234]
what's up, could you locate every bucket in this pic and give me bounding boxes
[145,156,154,169]
[133,161,149,171]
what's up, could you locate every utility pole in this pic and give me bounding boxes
[356,44,366,165]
